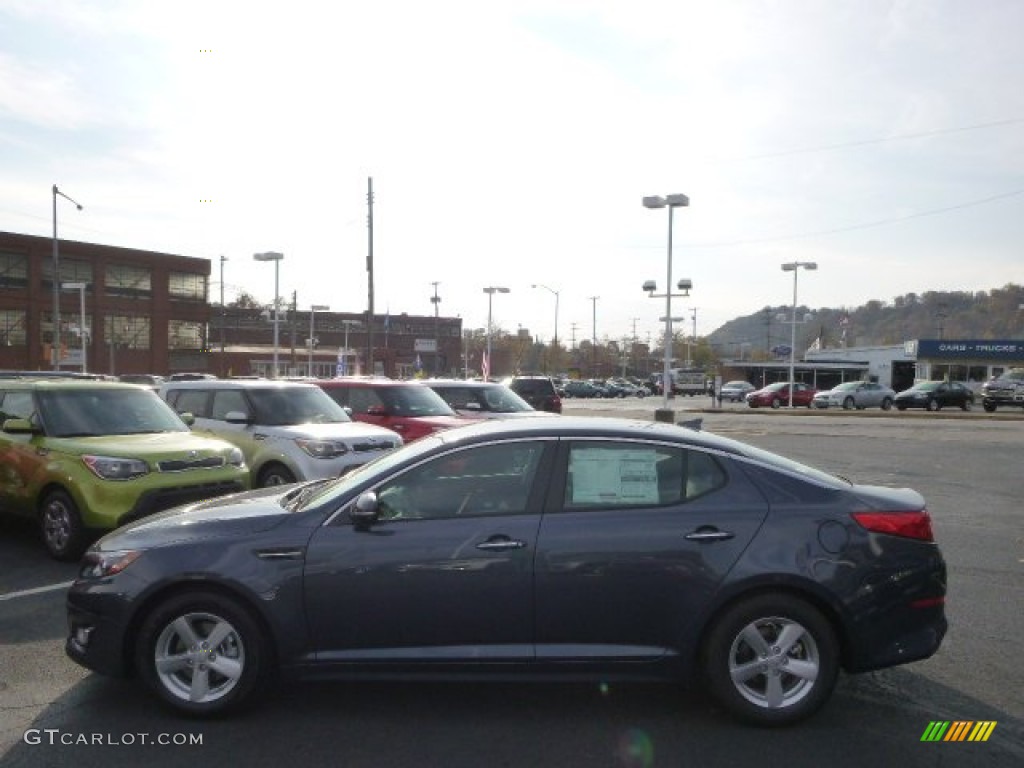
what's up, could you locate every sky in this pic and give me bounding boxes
[2,0,1022,350]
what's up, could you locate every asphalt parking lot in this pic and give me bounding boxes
[2,403,1022,767]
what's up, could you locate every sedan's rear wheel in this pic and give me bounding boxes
[880,397,893,411]
[702,594,839,726]
[136,591,269,716]
[771,398,781,409]
[961,399,972,412]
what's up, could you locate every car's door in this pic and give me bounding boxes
[0,390,43,515]
[304,439,554,663]
[533,439,770,662]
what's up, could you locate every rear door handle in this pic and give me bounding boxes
[476,537,527,551]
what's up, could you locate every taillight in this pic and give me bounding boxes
[852,510,934,541]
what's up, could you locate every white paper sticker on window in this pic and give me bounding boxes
[569,448,659,505]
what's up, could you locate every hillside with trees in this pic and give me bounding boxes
[705,283,1024,361]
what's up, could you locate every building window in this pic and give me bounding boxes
[0,250,29,291]
[169,271,207,301]
[42,257,93,289]
[0,310,27,346]
[105,315,151,350]
[168,320,203,349]
[105,264,152,299]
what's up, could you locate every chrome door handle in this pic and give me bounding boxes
[476,539,526,551]
[684,529,735,542]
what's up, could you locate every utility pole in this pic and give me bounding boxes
[289,290,298,371]
[589,296,599,378]
[366,177,375,375]
[689,307,698,367]
[219,255,227,376]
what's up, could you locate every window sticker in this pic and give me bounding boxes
[569,448,659,505]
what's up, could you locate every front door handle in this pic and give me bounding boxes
[684,527,735,542]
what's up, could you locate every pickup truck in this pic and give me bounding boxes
[980,368,1024,412]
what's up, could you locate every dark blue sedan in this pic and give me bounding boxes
[66,417,947,726]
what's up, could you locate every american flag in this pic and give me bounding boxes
[481,350,490,381]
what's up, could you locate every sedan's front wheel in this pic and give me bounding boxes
[702,594,839,726]
[136,591,269,716]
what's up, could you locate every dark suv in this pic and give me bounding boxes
[503,375,562,413]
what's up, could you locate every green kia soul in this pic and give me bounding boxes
[0,379,250,560]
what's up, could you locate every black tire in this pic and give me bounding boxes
[39,489,88,561]
[961,399,972,412]
[896,404,906,411]
[702,593,840,726]
[983,401,997,413]
[257,463,296,487]
[880,398,893,411]
[926,398,940,412]
[770,398,781,409]
[842,397,854,411]
[136,591,269,716]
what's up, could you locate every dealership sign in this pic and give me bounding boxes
[914,339,1024,361]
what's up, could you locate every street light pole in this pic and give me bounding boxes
[61,282,87,372]
[531,283,560,372]
[483,286,510,381]
[308,304,330,376]
[589,295,599,377]
[643,193,690,416]
[430,282,441,375]
[52,184,83,370]
[340,319,362,376]
[253,252,285,378]
[781,261,818,407]
[219,255,228,375]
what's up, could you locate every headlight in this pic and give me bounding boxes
[82,455,149,480]
[226,446,245,466]
[294,438,349,459]
[78,550,142,579]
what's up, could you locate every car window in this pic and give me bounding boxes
[248,387,351,425]
[346,386,383,414]
[383,385,454,416]
[170,389,211,418]
[564,442,725,509]
[374,441,545,520]
[211,389,249,420]
[0,390,35,421]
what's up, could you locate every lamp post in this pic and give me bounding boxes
[61,282,87,372]
[781,261,818,407]
[253,251,284,378]
[430,282,441,375]
[340,319,362,376]
[483,286,510,381]
[308,304,330,376]
[531,283,560,372]
[643,192,690,417]
[52,184,83,369]
[589,295,599,377]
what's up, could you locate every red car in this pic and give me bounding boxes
[316,378,467,441]
[746,381,817,408]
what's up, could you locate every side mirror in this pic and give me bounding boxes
[2,417,38,435]
[224,410,251,424]
[178,411,196,426]
[350,491,380,529]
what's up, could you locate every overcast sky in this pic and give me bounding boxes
[2,0,1022,348]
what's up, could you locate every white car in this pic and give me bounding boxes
[812,381,896,410]
[718,381,756,402]
[160,379,402,486]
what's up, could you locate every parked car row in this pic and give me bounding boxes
[737,379,978,412]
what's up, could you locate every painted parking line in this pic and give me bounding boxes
[0,581,74,602]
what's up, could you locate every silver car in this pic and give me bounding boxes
[812,381,895,410]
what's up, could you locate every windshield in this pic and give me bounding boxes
[380,385,456,417]
[39,388,190,437]
[249,387,351,426]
